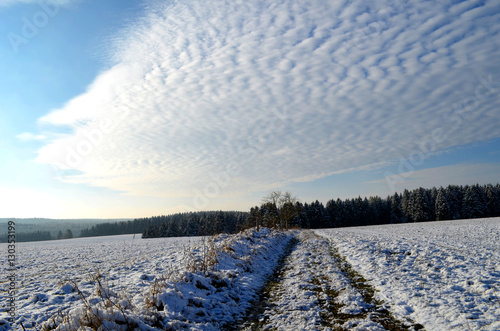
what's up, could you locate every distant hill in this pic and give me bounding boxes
[0,218,131,242]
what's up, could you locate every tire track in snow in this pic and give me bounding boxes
[226,234,300,329]
[235,230,423,330]
[317,220,500,330]
[328,241,425,331]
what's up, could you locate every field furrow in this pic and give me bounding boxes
[317,218,500,330]
[239,231,420,330]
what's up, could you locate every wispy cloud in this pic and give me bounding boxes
[35,0,500,199]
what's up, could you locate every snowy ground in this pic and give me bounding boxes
[0,234,202,329]
[1,218,499,330]
[242,230,416,330]
[0,228,294,330]
[316,218,500,331]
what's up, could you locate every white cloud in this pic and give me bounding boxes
[17,132,47,141]
[35,0,500,202]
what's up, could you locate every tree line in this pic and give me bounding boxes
[248,184,500,229]
[141,183,499,238]
[141,211,249,238]
[79,219,149,237]
[0,229,73,243]
[4,183,497,242]
[79,211,249,239]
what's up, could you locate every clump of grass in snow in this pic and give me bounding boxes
[41,270,141,331]
[185,236,220,274]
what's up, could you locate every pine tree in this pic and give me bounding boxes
[486,184,500,217]
[435,187,451,221]
[335,198,346,227]
[296,202,310,228]
[353,197,367,226]
[401,189,411,222]
[326,199,339,227]
[474,184,489,217]
[461,185,485,219]
[368,196,381,225]
[446,185,463,219]
[390,193,405,223]
[428,187,437,220]
[410,188,427,222]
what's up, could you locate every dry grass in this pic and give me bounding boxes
[41,269,139,331]
[42,228,277,330]
[186,236,220,274]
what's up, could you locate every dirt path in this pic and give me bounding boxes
[234,230,424,330]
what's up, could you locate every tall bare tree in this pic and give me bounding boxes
[261,191,299,229]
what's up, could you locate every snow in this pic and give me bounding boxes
[316,217,500,331]
[1,218,499,330]
[143,228,295,329]
[0,234,202,329]
[0,228,294,330]
[250,230,391,330]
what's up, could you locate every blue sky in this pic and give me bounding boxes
[1,0,500,218]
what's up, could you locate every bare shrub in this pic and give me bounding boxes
[42,269,138,331]
[186,236,219,274]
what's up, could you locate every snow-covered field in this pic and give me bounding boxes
[0,228,294,330]
[316,218,500,331]
[0,234,202,329]
[1,218,499,330]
